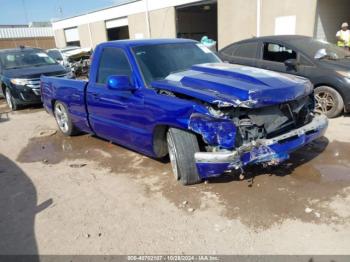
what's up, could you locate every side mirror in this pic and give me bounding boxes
[284,59,298,69]
[107,75,134,91]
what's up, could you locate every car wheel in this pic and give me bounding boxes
[167,128,201,185]
[314,86,344,118]
[5,87,18,111]
[54,101,79,136]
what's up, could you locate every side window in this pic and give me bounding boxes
[97,47,132,84]
[234,42,259,59]
[221,45,237,57]
[263,43,296,63]
[299,54,313,66]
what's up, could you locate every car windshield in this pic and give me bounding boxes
[132,42,220,85]
[289,38,350,60]
[0,49,57,69]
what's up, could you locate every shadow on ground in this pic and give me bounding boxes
[0,154,52,255]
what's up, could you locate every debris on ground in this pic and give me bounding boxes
[38,129,57,137]
[305,207,313,213]
[69,163,87,168]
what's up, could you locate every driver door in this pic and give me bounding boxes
[86,47,145,148]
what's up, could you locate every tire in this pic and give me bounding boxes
[167,128,201,185]
[5,87,19,111]
[54,101,79,136]
[314,86,344,118]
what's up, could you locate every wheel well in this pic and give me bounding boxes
[51,99,57,111]
[152,125,204,158]
[314,83,344,97]
[153,125,168,158]
[1,83,7,94]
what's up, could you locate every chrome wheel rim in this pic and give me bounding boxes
[5,89,13,109]
[55,104,69,133]
[315,91,335,114]
[167,133,180,180]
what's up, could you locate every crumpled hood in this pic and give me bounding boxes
[151,63,313,108]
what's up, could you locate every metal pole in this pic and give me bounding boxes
[145,0,151,38]
[87,23,93,47]
[256,0,261,37]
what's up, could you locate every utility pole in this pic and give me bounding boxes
[22,0,29,24]
[145,0,151,38]
[58,6,63,18]
[256,0,261,37]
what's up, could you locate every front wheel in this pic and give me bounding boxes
[167,128,201,185]
[314,86,344,118]
[54,101,79,136]
[5,87,19,111]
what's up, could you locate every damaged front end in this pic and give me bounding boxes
[189,95,328,178]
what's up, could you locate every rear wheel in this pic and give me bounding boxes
[54,102,79,136]
[314,86,343,118]
[167,128,201,185]
[5,87,18,111]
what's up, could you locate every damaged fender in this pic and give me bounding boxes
[188,113,236,150]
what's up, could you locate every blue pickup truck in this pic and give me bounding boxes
[41,39,328,185]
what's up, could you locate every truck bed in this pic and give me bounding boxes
[41,76,91,133]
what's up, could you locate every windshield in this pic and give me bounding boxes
[0,50,57,69]
[290,38,350,60]
[132,42,220,85]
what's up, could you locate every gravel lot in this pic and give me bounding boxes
[1,99,350,255]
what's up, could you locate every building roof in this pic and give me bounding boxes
[0,27,53,39]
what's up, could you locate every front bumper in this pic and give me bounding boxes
[195,114,328,178]
[11,85,41,105]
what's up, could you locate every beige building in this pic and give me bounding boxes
[52,0,350,50]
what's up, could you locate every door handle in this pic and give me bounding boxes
[91,93,100,100]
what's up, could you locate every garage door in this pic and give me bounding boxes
[315,0,350,42]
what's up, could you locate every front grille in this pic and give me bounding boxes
[26,73,67,95]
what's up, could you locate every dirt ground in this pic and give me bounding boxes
[1,98,350,255]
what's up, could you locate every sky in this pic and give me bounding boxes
[0,0,132,25]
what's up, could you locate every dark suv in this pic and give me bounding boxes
[0,47,72,110]
[219,35,350,118]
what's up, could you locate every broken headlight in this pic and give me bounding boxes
[189,113,236,149]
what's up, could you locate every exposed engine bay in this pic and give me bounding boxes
[209,95,315,147]
[158,89,315,150]
[66,50,91,78]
